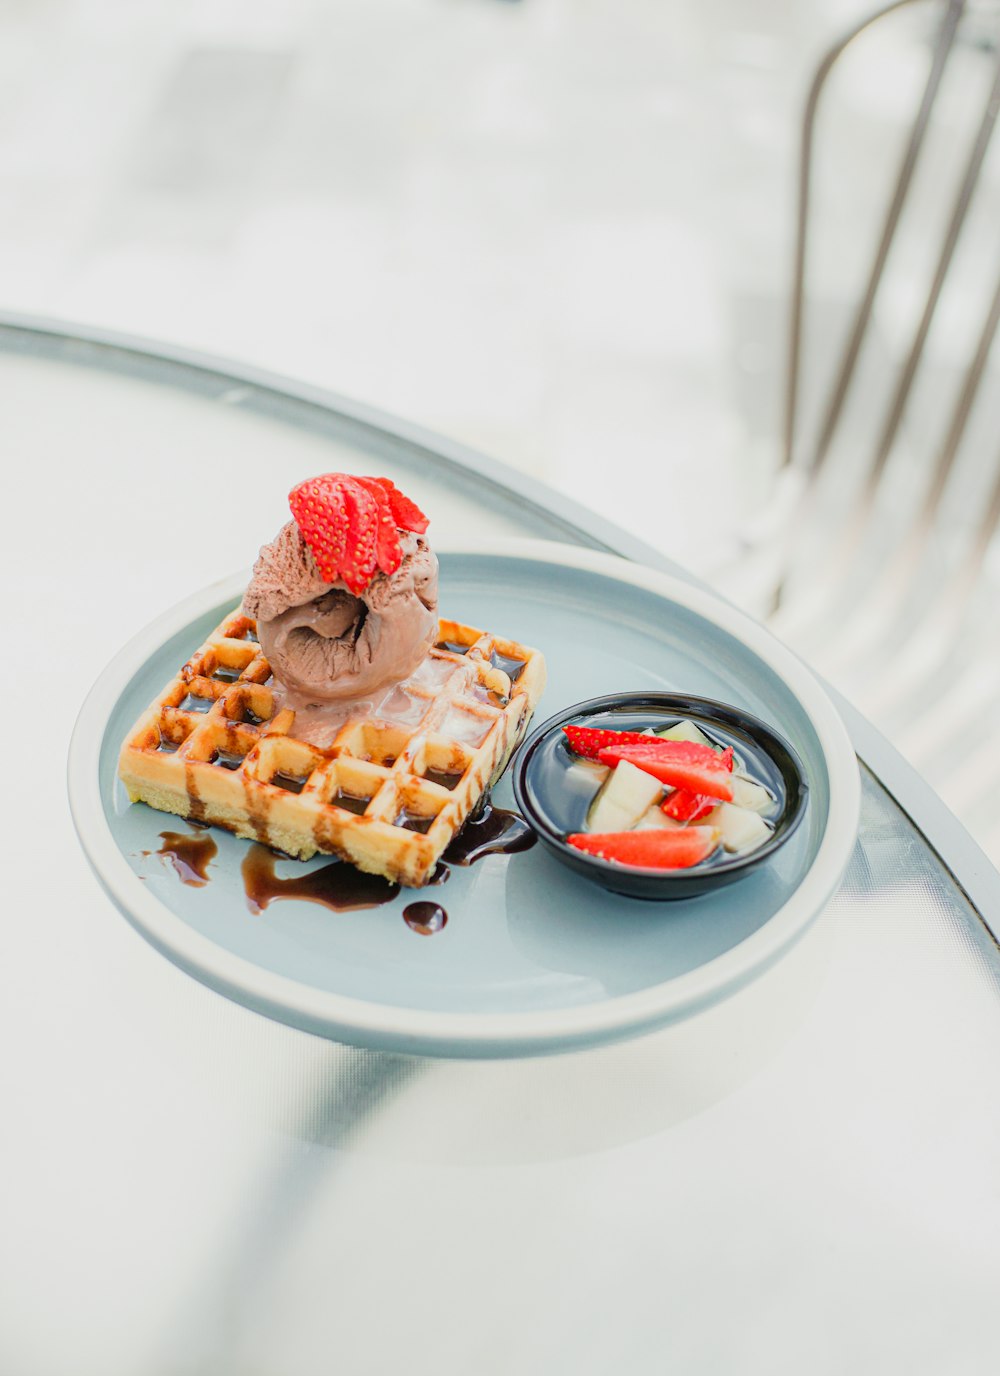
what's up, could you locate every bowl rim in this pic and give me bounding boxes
[513,691,810,883]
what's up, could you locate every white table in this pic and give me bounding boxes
[3,318,999,1376]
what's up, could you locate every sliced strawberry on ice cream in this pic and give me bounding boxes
[288,472,429,594]
[355,476,403,576]
[337,481,380,594]
[375,477,429,534]
[566,826,720,869]
[597,740,735,801]
[288,474,351,584]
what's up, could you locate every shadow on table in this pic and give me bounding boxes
[290,899,838,1166]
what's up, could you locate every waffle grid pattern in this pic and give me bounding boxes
[119,610,545,885]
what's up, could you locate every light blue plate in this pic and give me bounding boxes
[69,541,859,1057]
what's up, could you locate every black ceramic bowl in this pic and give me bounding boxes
[513,692,809,900]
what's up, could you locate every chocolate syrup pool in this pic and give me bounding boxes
[242,846,400,914]
[236,800,533,915]
[149,800,536,930]
[442,803,536,865]
[155,829,217,886]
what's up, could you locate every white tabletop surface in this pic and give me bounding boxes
[3,344,1000,1375]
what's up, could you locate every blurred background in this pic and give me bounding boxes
[3,0,999,856]
[0,0,869,562]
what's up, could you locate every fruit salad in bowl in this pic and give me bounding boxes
[513,692,808,899]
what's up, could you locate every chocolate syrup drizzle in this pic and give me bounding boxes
[242,846,400,914]
[442,801,536,866]
[150,799,535,928]
[156,829,217,886]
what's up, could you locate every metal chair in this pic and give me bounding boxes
[721,0,1000,861]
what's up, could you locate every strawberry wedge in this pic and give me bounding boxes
[660,747,734,819]
[598,740,735,801]
[567,826,720,870]
[661,789,717,822]
[563,724,661,761]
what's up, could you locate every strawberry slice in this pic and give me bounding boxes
[288,474,350,584]
[288,472,428,593]
[597,740,734,801]
[661,789,717,822]
[567,826,720,870]
[374,478,429,534]
[562,724,661,761]
[660,747,734,819]
[355,476,403,576]
[337,481,379,594]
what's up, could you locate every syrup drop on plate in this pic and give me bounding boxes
[403,902,448,935]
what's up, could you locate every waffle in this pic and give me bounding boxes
[118,608,546,886]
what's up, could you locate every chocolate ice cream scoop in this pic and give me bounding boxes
[243,522,438,704]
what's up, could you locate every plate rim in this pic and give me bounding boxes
[68,538,861,1057]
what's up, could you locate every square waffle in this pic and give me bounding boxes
[118,609,546,886]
